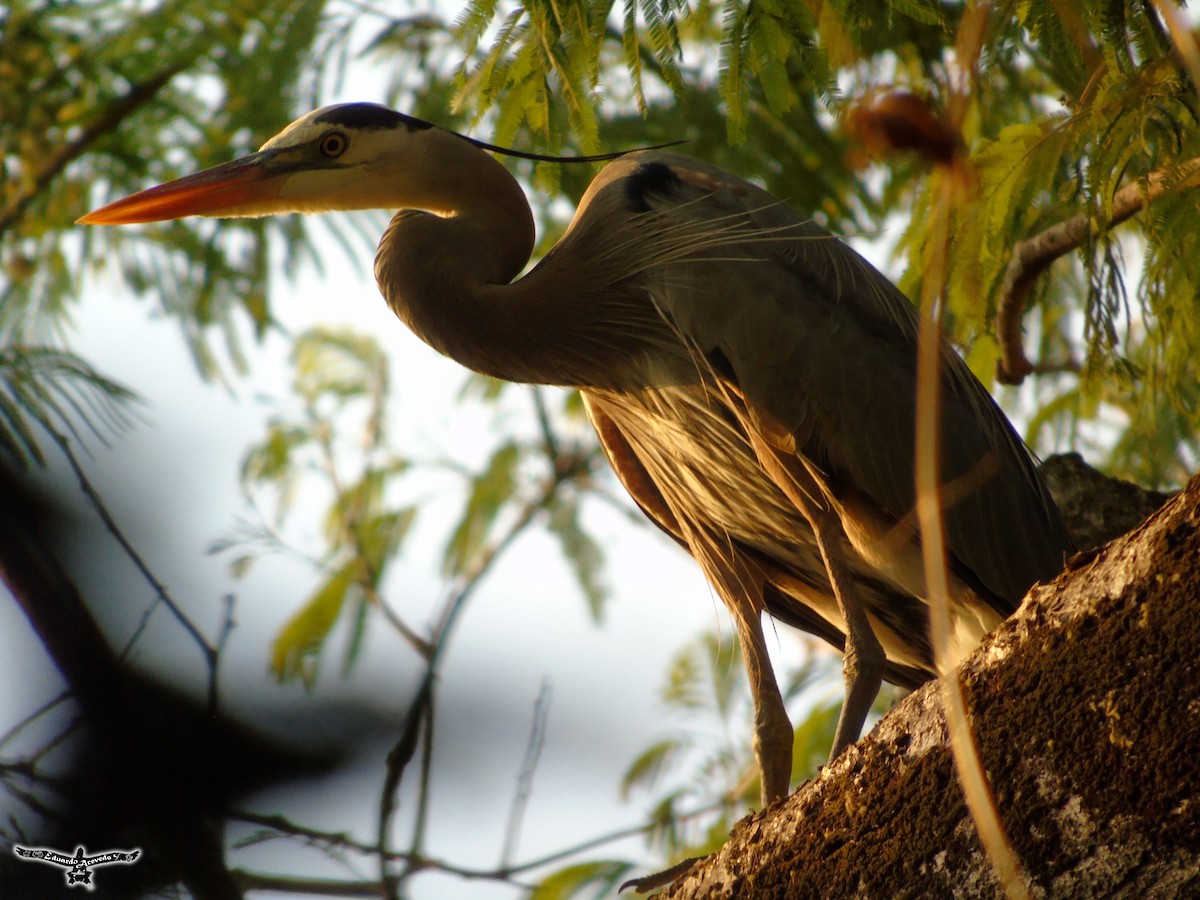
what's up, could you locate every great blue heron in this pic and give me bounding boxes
[80,102,1074,806]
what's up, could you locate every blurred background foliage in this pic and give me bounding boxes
[5,0,1198,480]
[3,0,1199,895]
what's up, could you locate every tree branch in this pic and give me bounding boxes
[55,435,216,670]
[995,157,1200,384]
[231,872,381,897]
[377,427,593,897]
[231,796,729,890]
[0,62,187,236]
[658,471,1200,897]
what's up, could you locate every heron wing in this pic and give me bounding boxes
[583,390,933,688]
[581,150,1072,611]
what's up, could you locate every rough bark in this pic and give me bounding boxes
[662,468,1200,899]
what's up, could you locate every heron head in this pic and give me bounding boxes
[78,103,453,225]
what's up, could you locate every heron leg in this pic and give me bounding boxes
[807,510,886,762]
[709,553,793,806]
[743,434,886,763]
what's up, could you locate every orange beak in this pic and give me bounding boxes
[77,150,284,225]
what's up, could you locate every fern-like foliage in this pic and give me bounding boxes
[0,344,135,466]
[889,5,1200,483]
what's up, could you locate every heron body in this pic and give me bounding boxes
[81,102,1074,805]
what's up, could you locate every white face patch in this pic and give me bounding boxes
[259,110,332,152]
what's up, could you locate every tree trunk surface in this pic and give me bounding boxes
[662,471,1200,899]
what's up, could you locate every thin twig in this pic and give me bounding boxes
[232,871,382,897]
[232,795,727,885]
[374,592,433,657]
[380,416,590,896]
[531,386,561,459]
[0,691,72,751]
[501,679,553,868]
[379,483,549,898]
[55,434,214,657]
[995,156,1200,384]
[312,389,433,658]
[207,593,238,713]
[412,675,437,858]
[377,673,433,899]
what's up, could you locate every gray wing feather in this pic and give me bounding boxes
[593,150,1073,608]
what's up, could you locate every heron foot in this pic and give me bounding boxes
[829,631,886,763]
[754,693,794,804]
[619,857,702,894]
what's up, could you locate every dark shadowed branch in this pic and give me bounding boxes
[55,434,225,700]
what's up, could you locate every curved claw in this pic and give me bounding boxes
[619,857,702,894]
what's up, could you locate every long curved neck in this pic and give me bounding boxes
[374,131,663,389]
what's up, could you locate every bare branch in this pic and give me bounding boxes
[232,871,382,897]
[501,678,553,868]
[56,435,214,660]
[995,157,1200,385]
[378,674,433,899]
[231,797,730,889]
[377,435,595,895]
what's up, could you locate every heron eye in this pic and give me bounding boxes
[319,131,348,158]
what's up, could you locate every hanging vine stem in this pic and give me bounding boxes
[916,5,1029,898]
[917,167,1029,900]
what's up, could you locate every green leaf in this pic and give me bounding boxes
[547,495,608,622]
[455,0,502,53]
[325,466,387,547]
[661,639,705,711]
[230,554,256,579]
[621,738,686,799]
[884,0,945,27]
[0,345,136,466]
[529,860,636,900]
[356,506,417,578]
[718,0,749,144]
[442,442,522,577]
[240,422,311,523]
[0,389,47,466]
[271,562,356,687]
[641,0,684,93]
[621,0,647,114]
[291,327,388,404]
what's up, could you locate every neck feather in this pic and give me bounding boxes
[374,135,668,388]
